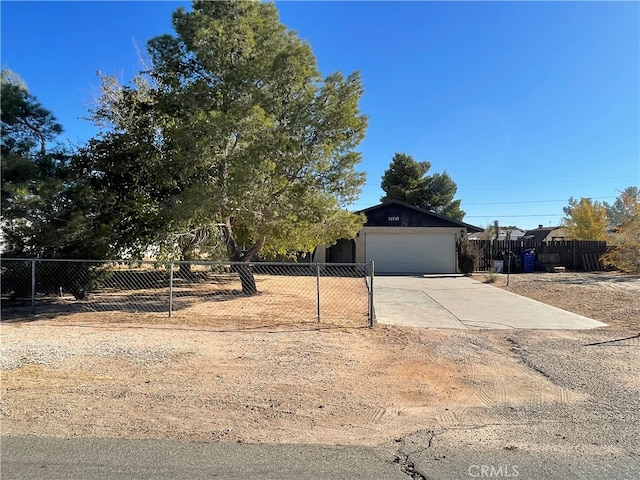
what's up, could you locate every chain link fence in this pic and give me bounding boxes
[1,259,375,327]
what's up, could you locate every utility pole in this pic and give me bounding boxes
[506,229,512,286]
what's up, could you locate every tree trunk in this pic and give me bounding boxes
[236,263,258,296]
[177,245,195,277]
[220,219,265,296]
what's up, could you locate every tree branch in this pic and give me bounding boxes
[242,236,265,262]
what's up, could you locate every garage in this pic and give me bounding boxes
[365,233,456,274]
[323,200,485,274]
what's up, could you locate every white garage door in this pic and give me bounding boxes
[365,233,456,274]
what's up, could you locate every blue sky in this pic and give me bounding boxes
[2,1,638,230]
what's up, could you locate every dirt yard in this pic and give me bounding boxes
[1,273,370,326]
[1,272,638,452]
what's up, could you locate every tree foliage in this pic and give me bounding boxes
[1,69,104,259]
[602,188,640,273]
[1,70,110,298]
[380,152,464,220]
[602,215,640,273]
[604,186,639,228]
[1,70,62,157]
[84,1,368,290]
[562,197,608,241]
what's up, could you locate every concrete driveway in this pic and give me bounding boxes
[373,275,607,329]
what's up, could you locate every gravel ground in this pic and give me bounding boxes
[1,271,639,473]
[400,325,640,479]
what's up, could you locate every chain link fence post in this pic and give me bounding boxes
[31,259,36,314]
[316,262,321,322]
[368,261,375,328]
[168,261,174,318]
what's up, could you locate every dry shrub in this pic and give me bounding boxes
[602,218,640,274]
[457,239,481,275]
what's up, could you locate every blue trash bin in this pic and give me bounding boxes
[523,251,535,273]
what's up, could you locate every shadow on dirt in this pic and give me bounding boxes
[584,333,640,347]
[1,288,260,323]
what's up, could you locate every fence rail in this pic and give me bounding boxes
[1,259,375,328]
[471,240,608,272]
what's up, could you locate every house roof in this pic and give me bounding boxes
[522,226,564,242]
[356,200,484,233]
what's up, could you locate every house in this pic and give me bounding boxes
[521,225,567,242]
[468,228,526,241]
[314,200,483,274]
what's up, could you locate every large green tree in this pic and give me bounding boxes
[1,68,64,257]
[1,70,113,299]
[84,1,367,293]
[1,70,62,157]
[1,69,108,259]
[380,152,465,220]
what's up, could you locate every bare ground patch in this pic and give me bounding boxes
[2,275,370,328]
[0,323,591,449]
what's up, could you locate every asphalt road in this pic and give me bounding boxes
[399,430,639,480]
[1,436,407,480]
[4,431,639,480]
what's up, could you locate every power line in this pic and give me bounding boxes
[458,177,632,189]
[349,195,617,208]
[463,196,615,206]
[465,214,564,218]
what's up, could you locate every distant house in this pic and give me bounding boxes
[468,229,526,241]
[521,225,567,242]
[314,200,483,274]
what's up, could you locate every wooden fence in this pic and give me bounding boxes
[471,240,608,272]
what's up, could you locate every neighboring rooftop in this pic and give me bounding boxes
[522,225,567,242]
[468,229,526,241]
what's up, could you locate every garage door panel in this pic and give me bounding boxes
[365,233,455,273]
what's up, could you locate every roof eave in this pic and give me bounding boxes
[355,200,484,233]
